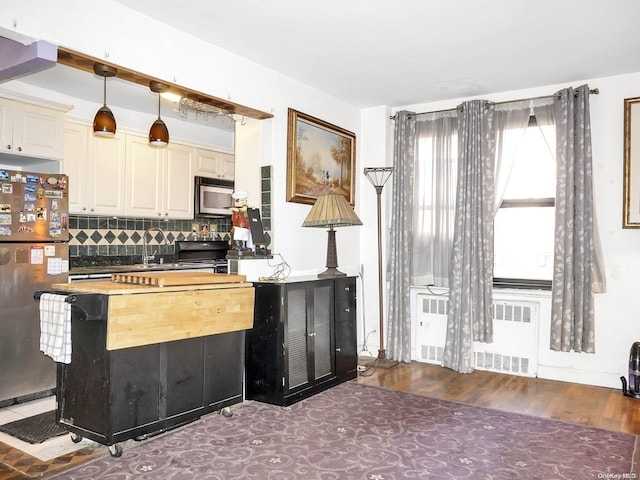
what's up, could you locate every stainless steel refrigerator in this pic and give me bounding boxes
[0,168,69,406]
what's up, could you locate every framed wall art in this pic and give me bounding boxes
[286,108,356,205]
[623,97,640,228]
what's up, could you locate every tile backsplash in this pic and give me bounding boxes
[69,215,232,259]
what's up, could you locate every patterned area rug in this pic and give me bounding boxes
[50,381,637,479]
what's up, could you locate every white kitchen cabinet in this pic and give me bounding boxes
[63,122,126,215]
[0,98,63,160]
[195,148,234,180]
[163,142,194,218]
[125,136,194,219]
[125,135,163,218]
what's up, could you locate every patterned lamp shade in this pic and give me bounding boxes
[302,193,362,228]
[302,193,362,278]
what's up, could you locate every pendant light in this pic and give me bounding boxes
[149,81,169,147]
[93,63,117,137]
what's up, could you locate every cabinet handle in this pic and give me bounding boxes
[5,144,10,150]
[308,332,316,337]
[17,146,22,152]
[82,207,87,211]
[336,348,342,352]
[344,308,350,312]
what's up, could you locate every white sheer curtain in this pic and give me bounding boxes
[493,100,541,213]
[412,111,458,287]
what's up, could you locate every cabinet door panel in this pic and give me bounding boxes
[204,332,244,408]
[125,135,162,217]
[335,318,357,376]
[111,344,161,432]
[0,99,12,152]
[334,277,357,377]
[14,103,63,158]
[166,339,205,416]
[164,143,194,218]
[286,287,308,390]
[89,134,126,214]
[63,123,88,213]
[312,284,333,380]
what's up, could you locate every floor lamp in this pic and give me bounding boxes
[364,166,397,369]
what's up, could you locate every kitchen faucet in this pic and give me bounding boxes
[142,227,168,265]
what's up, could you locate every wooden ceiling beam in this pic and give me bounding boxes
[57,46,273,120]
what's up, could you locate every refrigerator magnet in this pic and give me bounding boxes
[30,246,44,265]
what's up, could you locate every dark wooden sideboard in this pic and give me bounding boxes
[245,276,357,406]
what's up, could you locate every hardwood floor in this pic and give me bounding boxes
[1,361,638,479]
[356,360,640,435]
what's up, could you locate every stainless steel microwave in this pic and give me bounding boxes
[195,176,234,216]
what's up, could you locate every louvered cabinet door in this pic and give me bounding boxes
[286,286,309,390]
[311,283,333,381]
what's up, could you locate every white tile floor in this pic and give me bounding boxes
[0,395,97,461]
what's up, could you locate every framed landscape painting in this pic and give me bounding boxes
[623,97,640,227]
[286,108,356,205]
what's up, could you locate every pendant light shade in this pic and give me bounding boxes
[92,63,117,137]
[149,81,169,147]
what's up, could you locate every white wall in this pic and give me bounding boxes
[391,72,640,388]
[0,0,363,282]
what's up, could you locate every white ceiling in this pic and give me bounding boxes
[12,0,640,119]
[110,0,640,108]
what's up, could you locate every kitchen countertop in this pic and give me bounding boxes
[69,262,218,276]
[51,276,251,295]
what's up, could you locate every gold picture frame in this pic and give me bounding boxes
[286,108,356,205]
[623,97,640,228]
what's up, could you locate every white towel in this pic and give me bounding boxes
[39,293,72,364]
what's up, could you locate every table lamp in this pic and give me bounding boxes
[302,193,362,278]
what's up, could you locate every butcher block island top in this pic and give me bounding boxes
[50,272,254,350]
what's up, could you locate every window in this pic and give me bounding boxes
[493,117,556,287]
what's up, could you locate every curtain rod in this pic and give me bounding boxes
[389,88,599,120]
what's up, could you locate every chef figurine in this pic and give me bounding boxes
[230,191,251,252]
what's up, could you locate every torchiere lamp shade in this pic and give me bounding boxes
[302,193,362,278]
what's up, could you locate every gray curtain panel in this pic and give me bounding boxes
[550,85,602,353]
[387,110,415,363]
[442,100,496,374]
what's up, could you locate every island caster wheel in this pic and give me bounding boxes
[219,407,233,418]
[70,433,83,444]
[108,443,123,457]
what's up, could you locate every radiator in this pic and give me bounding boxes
[414,291,540,377]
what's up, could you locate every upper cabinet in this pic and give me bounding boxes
[125,136,194,219]
[195,148,234,180]
[0,98,63,160]
[163,143,195,218]
[64,122,127,216]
